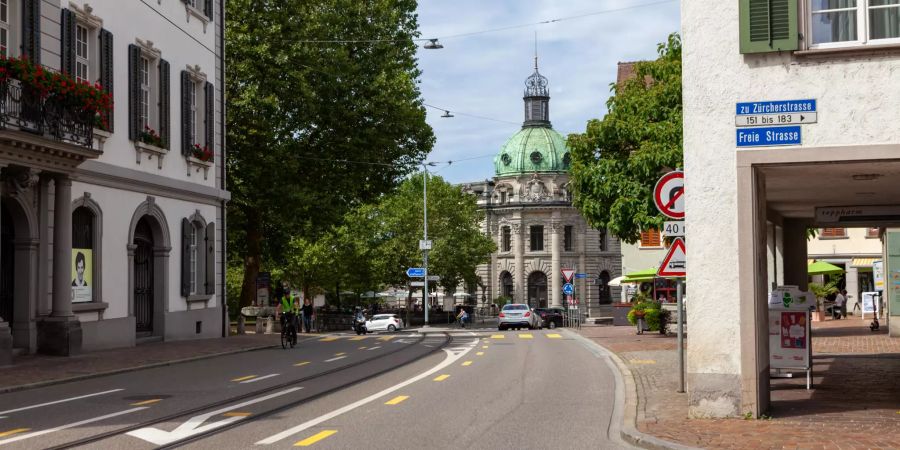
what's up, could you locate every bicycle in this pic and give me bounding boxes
[281,312,298,349]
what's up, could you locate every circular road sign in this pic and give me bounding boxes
[562,283,574,295]
[653,171,685,219]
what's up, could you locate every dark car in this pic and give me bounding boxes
[534,307,566,329]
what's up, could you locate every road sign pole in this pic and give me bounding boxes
[423,163,429,327]
[677,279,685,393]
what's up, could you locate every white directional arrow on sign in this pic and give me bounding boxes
[127,388,302,445]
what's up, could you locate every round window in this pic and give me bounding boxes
[530,151,543,165]
[501,154,511,166]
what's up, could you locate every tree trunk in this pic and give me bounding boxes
[239,215,262,308]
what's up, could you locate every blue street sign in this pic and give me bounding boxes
[562,283,574,295]
[574,273,587,279]
[406,267,425,278]
[735,99,816,115]
[736,126,801,147]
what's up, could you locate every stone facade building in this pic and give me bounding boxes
[462,60,621,316]
[0,0,228,364]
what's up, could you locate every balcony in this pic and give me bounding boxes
[0,79,95,148]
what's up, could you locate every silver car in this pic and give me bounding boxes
[498,303,542,330]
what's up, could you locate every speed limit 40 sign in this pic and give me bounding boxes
[662,221,685,237]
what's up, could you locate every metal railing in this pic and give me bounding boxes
[0,79,94,147]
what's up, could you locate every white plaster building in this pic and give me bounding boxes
[462,61,622,316]
[684,0,900,418]
[0,0,227,363]
[807,227,882,312]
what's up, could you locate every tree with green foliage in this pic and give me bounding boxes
[567,33,682,244]
[226,0,435,307]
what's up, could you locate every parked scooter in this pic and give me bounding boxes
[353,309,367,335]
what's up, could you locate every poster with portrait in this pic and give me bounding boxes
[71,249,92,303]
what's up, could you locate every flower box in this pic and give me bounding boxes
[134,141,168,169]
[186,155,213,180]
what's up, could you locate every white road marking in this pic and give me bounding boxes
[240,374,280,384]
[0,407,146,445]
[256,342,476,445]
[366,346,382,351]
[324,356,347,362]
[0,389,124,415]
[128,388,302,446]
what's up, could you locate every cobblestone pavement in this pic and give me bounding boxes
[0,333,282,392]
[578,320,900,450]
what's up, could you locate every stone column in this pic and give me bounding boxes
[38,175,82,356]
[550,220,561,307]
[782,219,809,291]
[513,222,525,303]
[0,165,11,365]
[578,226,587,311]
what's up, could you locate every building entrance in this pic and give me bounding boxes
[134,218,154,334]
[527,271,547,308]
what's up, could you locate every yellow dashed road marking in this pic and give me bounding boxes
[334,352,346,356]
[384,395,409,405]
[130,399,162,406]
[461,361,472,366]
[519,334,533,339]
[223,412,251,417]
[379,336,395,341]
[491,335,504,339]
[349,336,366,341]
[433,374,450,382]
[547,333,562,339]
[0,429,30,438]
[319,337,339,342]
[482,345,489,349]
[476,352,484,356]
[629,359,657,365]
[294,361,310,367]
[294,430,338,447]
[231,375,256,382]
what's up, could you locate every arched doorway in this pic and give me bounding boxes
[133,218,154,335]
[0,203,13,325]
[598,271,612,304]
[527,271,548,308]
[500,271,513,299]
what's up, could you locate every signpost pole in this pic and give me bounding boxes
[423,164,429,327]
[677,279,685,393]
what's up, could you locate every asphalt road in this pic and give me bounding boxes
[0,329,631,450]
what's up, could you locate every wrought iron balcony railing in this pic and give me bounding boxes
[0,79,94,148]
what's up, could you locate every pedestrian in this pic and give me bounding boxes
[833,289,846,320]
[302,298,314,333]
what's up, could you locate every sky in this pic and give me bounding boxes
[414,0,681,184]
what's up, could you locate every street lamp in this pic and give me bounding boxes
[423,38,443,49]
[441,110,454,118]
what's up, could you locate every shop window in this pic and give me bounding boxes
[72,206,98,303]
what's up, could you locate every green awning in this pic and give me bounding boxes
[807,261,845,276]
[622,268,658,283]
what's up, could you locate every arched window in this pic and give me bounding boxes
[500,272,514,299]
[598,271,612,305]
[181,214,215,297]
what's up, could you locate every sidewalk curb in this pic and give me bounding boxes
[566,330,697,450]
[0,334,327,394]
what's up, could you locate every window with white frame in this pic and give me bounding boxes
[75,23,89,83]
[189,223,199,294]
[189,81,197,145]
[0,0,16,58]
[140,57,151,128]
[0,0,8,57]
[809,0,900,47]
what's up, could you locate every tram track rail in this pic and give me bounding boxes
[46,332,452,450]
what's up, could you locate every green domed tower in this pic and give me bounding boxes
[494,59,571,177]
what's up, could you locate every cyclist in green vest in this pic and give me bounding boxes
[281,291,300,339]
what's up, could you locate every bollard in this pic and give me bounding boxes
[237,315,246,335]
[255,316,264,334]
[264,316,274,334]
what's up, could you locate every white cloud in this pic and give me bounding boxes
[415,0,681,183]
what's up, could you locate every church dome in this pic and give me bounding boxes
[494,58,570,177]
[494,127,570,176]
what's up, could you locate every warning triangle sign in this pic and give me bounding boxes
[561,268,575,283]
[657,238,686,278]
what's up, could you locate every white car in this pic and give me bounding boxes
[365,314,404,332]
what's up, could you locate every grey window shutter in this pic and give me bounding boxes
[22,0,41,64]
[99,29,114,131]
[159,59,171,149]
[739,0,798,54]
[127,45,142,140]
[181,71,192,156]
[204,0,213,20]
[205,222,215,295]
[60,9,75,75]
[204,81,214,149]
[181,218,191,297]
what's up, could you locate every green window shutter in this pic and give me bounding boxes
[740,0,798,54]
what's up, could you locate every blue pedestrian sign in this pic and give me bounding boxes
[735,99,816,116]
[736,126,801,147]
[562,283,574,295]
[574,273,587,279]
[406,267,425,278]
